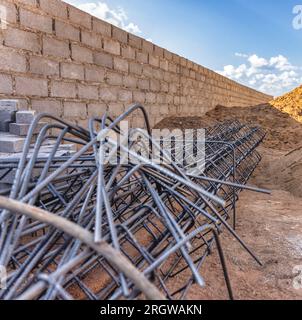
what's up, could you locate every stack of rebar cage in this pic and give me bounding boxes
[0,104,268,300]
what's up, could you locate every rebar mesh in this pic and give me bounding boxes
[0,104,267,300]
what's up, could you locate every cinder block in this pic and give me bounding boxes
[0,100,18,112]
[106,72,123,86]
[123,75,137,89]
[128,34,142,50]
[154,45,164,58]
[55,20,80,41]
[9,122,47,136]
[172,54,180,64]
[16,110,36,124]
[40,0,68,20]
[0,47,27,73]
[32,100,62,117]
[149,55,159,68]
[99,87,118,102]
[71,44,93,64]
[0,136,25,153]
[0,1,17,25]
[0,110,16,122]
[63,102,87,118]
[121,46,136,60]
[142,65,153,78]
[108,102,125,117]
[112,26,128,44]
[164,50,173,61]
[0,74,13,94]
[92,18,112,37]
[137,79,149,90]
[160,59,169,71]
[114,57,129,73]
[61,63,85,80]
[15,76,48,97]
[81,31,102,49]
[85,66,105,83]
[17,0,36,7]
[133,91,146,104]
[190,70,196,79]
[169,62,177,73]
[68,5,92,29]
[93,52,113,69]
[87,103,107,117]
[20,8,53,33]
[30,56,60,77]
[43,36,70,59]
[161,81,169,93]
[4,27,40,53]
[103,39,120,55]
[136,52,148,64]
[146,92,156,104]
[78,84,98,100]
[142,40,154,54]
[129,62,142,75]
[0,121,10,132]
[118,90,132,103]
[51,81,77,98]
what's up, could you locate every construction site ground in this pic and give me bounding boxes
[156,103,302,300]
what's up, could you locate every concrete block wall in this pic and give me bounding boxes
[0,0,272,127]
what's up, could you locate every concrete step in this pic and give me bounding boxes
[9,122,47,136]
[0,134,26,153]
[16,110,36,124]
[0,100,18,112]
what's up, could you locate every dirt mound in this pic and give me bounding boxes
[270,85,302,123]
[156,104,302,151]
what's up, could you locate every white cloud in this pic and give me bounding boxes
[216,53,302,96]
[248,54,268,68]
[65,1,142,35]
[235,52,248,58]
[269,55,296,72]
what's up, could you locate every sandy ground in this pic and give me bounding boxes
[156,103,302,300]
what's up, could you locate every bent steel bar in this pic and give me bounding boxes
[0,196,165,300]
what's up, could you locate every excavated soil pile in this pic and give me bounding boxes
[156,102,302,300]
[270,85,302,123]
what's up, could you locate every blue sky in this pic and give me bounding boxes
[65,0,302,96]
